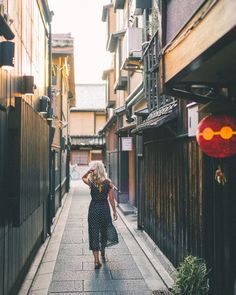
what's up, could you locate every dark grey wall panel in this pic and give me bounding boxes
[166,0,206,43]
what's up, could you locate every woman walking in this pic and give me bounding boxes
[82,161,118,269]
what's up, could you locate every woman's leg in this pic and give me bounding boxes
[93,251,101,268]
[100,224,108,261]
[100,249,105,261]
[89,227,101,268]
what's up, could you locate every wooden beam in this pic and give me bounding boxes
[163,0,236,83]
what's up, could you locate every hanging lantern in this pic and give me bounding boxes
[196,114,236,158]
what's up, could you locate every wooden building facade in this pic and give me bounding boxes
[158,1,236,294]
[50,33,75,218]
[0,0,51,294]
[70,84,106,168]
[101,1,145,208]
[101,1,236,294]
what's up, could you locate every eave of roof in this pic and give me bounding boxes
[107,29,126,52]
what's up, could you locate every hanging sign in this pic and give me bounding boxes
[121,137,133,151]
[196,114,236,158]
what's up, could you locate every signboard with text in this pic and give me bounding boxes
[121,137,133,151]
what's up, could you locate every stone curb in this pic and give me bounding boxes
[116,206,175,290]
[18,192,70,295]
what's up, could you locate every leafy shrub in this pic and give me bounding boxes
[171,256,210,295]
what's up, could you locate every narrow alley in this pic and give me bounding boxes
[1,1,236,294]
[20,180,172,295]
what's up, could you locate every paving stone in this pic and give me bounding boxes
[63,230,83,237]
[49,280,83,292]
[58,247,83,256]
[48,292,116,295]
[106,247,132,255]
[56,254,94,263]
[105,254,136,262]
[117,291,151,295]
[84,279,148,292]
[54,261,83,272]
[61,235,83,244]
[82,262,112,271]
[29,181,168,294]
[52,270,112,281]
[111,269,143,280]
[113,279,149,291]
[105,260,138,270]
[60,243,89,250]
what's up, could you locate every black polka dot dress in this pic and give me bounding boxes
[88,179,118,251]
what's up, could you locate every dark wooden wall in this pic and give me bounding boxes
[203,155,236,295]
[0,110,8,295]
[142,107,236,294]
[143,136,203,266]
[0,98,49,295]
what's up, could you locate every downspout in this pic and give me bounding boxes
[59,59,63,206]
[125,82,143,122]
[48,11,54,233]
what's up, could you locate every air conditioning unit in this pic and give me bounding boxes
[122,27,143,70]
[135,0,152,9]
[131,0,152,15]
[113,0,125,10]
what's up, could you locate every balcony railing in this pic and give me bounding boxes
[143,32,175,112]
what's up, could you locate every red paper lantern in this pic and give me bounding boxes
[196,114,236,158]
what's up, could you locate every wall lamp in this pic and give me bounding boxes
[0,41,15,71]
[22,75,36,95]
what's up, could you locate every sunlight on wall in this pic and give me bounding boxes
[48,0,111,83]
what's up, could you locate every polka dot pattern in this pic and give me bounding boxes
[88,179,118,251]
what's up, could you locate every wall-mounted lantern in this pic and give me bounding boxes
[22,75,35,95]
[0,41,15,70]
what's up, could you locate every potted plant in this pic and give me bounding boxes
[171,255,210,295]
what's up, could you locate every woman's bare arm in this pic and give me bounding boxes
[82,169,94,185]
[108,181,118,220]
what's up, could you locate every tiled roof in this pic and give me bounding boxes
[52,33,74,55]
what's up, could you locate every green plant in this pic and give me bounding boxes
[145,7,159,37]
[171,256,210,295]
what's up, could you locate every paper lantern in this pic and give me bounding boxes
[196,115,236,158]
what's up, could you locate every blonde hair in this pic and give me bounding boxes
[89,161,108,192]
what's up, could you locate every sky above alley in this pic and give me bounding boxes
[48,0,111,84]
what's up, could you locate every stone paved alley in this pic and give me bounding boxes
[19,181,173,294]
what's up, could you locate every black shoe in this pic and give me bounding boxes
[101,250,106,262]
[94,262,102,269]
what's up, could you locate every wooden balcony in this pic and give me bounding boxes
[162,0,236,87]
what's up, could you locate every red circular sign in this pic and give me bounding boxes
[196,115,236,158]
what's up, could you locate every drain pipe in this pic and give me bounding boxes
[48,11,54,234]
